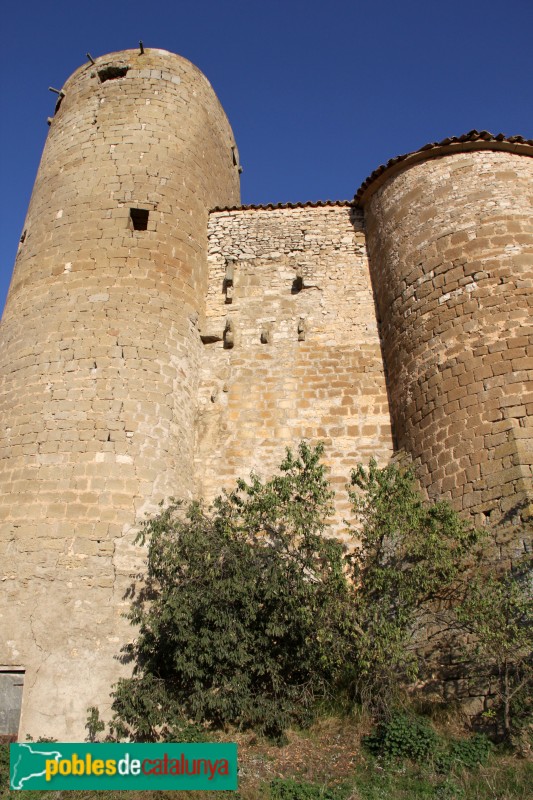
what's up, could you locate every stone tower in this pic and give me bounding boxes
[358,137,533,535]
[1,45,531,742]
[0,48,240,739]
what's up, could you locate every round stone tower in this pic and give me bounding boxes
[358,133,533,542]
[0,48,240,739]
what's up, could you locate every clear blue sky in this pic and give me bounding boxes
[1,0,532,316]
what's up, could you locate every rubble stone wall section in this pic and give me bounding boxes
[0,49,240,740]
[364,150,533,560]
[198,205,394,536]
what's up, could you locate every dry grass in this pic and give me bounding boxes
[2,715,531,800]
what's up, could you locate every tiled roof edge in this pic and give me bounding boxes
[210,132,532,214]
[210,199,355,213]
[354,130,533,206]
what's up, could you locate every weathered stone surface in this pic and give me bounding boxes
[199,206,393,536]
[0,48,531,741]
[364,150,533,541]
[0,48,240,741]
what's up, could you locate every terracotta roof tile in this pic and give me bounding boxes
[210,132,532,214]
[210,199,354,213]
[354,130,533,205]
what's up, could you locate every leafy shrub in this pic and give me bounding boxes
[23,735,58,742]
[457,564,533,741]
[348,459,483,712]
[434,733,492,773]
[111,443,357,741]
[434,778,465,799]
[448,732,492,769]
[364,710,493,774]
[270,777,348,800]
[363,711,438,762]
[85,706,105,742]
[107,444,507,744]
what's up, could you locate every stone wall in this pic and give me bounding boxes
[0,46,531,742]
[196,204,394,535]
[364,149,533,560]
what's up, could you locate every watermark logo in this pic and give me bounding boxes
[10,742,237,790]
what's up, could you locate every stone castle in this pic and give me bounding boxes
[0,48,531,741]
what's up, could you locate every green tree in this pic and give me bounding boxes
[108,446,500,742]
[348,459,483,712]
[110,443,356,741]
[457,563,533,742]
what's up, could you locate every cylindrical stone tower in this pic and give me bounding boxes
[0,48,240,740]
[359,134,533,546]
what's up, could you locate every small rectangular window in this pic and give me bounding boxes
[130,208,149,231]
